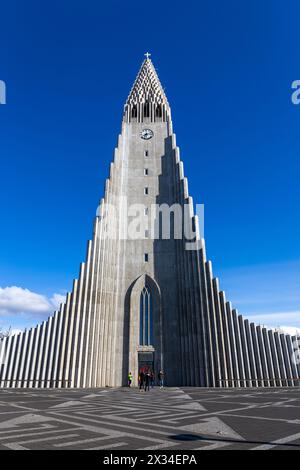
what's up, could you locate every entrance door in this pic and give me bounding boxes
[138,351,154,374]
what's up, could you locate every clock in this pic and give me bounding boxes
[140,129,154,140]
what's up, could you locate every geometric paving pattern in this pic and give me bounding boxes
[0,387,300,450]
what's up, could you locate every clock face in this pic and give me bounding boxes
[140,129,154,140]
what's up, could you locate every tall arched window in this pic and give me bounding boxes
[131,105,137,118]
[139,286,153,345]
[144,101,150,118]
[155,105,162,118]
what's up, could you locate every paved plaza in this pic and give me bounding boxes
[0,387,299,450]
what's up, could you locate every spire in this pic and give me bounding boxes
[123,54,170,123]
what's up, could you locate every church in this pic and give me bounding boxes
[0,56,299,388]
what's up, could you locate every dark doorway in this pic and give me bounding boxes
[138,351,154,374]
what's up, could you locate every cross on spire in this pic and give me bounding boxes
[144,52,151,60]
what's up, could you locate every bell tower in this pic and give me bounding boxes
[115,54,181,386]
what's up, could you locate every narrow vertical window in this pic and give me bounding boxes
[144,168,149,176]
[139,287,153,346]
[144,150,149,157]
[144,187,148,195]
[144,253,149,262]
[131,105,137,118]
[156,105,162,118]
[144,101,150,118]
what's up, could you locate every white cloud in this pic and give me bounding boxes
[10,329,23,336]
[276,326,300,336]
[50,293,66,309]
[0,286,66,318]
[247,311,300,330]
[0,286,50,316]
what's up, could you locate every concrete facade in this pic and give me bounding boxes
[0,57,299,388]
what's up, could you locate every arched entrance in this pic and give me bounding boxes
[127,274,162,386]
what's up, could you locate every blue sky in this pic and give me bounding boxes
[0,0,299,332]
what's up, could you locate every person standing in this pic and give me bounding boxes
[139,371,145,391]
[128,371,133,387]
[144,370,150,392]
[158,370,164,389]
[150,370,155,388]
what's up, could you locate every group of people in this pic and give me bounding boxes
[138,369,154,391]
[127,369,164,391]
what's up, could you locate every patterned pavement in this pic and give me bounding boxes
[0,387,300,450]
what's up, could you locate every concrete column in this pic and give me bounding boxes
[23,329,34,388]
[29,326,40,388]
[100,178,114,387]
[95,215,107,387]
[226,303,240,387]
[238,316,251,387]
[46,313,58,388]
[219,291,234,387]
[232,310,246,387]
[250,323,264,387]
[181,243,190,385]
[11,333,22,388]
[268,330,282,386]
[285,335,298,386]
[103,178,117,387]
[58,294,71,387]
[87,223,103,392]
[107,175,120,387]
[280,334,294,386]
[75,263,87,387]
[0,336,10,387]
[172,158,185,385]
[262,328,276,387]
[35,321,46,388]
[71,271,85,388]
[52,308,64,387]
[182,247,195,385]
[212,279,228,387]
[244,320,258,386]
[64,281,78,387]
[41,317,52,388]
[175,178,189,385]
[82,240,96,388]
[0,337,6,386]
[77,242,92,387]
[206,262,221,387]
[199,248,215,386]
[184,236,197,386]
[67,280,79,387]
[6,334,17,387]
[256,326,270,387]
[274,331,288,386]
[191,247,207,387]
[17,330,29,388]
[292,336,300,384]
[185,244,199,387]
[86,219,100,387]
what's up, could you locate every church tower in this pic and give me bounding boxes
[0,56,299,388]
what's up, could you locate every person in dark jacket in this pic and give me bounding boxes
[139,371,145,391]
[158,370,165,389]
[150,370,155,388]
[144,371,150,391]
